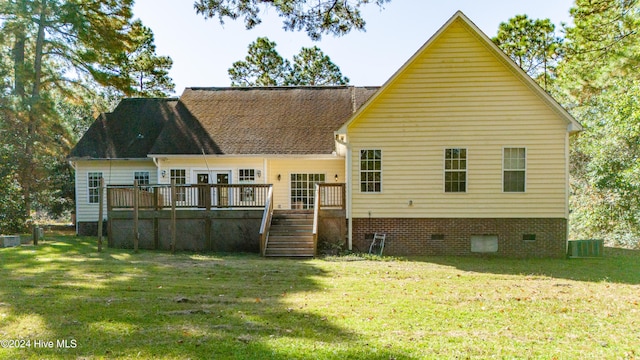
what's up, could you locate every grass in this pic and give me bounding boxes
[0,235,639,359]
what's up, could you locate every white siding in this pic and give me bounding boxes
[75,160,158,222]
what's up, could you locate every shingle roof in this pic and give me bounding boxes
[68,98,182,159]
[149,86,378,155]
[69,86,379,159]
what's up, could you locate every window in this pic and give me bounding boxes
[170,169,186,201]
[134,171,150,190]
[291,173,325,209]
[239,169,255,182]
[503,148,526,192]
[87,172,103,204]
[444,148,467,192]
[360,149,381,193]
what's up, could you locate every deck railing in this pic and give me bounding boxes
[318,183,346,210]
[259,186,274,256]
[107,184,272,210]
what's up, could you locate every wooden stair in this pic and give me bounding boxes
[265,210,315,257]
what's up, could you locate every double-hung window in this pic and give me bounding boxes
[503,147,526,192]
[170,169,186,201]
[134,171,150,191]
[239,169,256,202]
[239,169,255,182]
[88,172,103,204]
[360,149,381,193]
[444,148,467,193]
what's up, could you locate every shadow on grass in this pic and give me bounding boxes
[410,247,640,285]
[0,236,411,359]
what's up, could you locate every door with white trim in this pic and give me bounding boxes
[290,173,325,209]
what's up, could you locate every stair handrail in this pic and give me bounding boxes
[259,185,274,256]
[312,183,321,256]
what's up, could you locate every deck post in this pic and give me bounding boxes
[205,184,213,251]
[133,180,139,253]
[97,178,104,252]
[171,180,177,253]
[153,186,160,250]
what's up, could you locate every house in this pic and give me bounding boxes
[68,11,581,257]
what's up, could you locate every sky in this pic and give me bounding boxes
[132,0,575,94]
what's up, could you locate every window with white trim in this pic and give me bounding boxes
[88,172,103,204]
[503,147,526,192]
[239,169,256,202]
[290,173,325,209]
[134,171,150,190]
[360,149,381,193]
[444,148,467,193]
[170,169,186,201]
[239,169,255,182]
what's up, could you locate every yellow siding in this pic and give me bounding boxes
[75,160,157,222]
[268,158,345,210]
[347,19,568,219]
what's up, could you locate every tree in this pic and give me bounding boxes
[0,0,173,227]
[492,14,563,90]
[289,46,349,85]
[229,37,349,86]
[124,20,175,97]
[193,0,391,40]
[555,0,640,247]
[228,37,291,86]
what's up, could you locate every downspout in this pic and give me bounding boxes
[335,135,352,251]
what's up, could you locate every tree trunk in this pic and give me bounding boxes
[19,0,48,224]
[12,34,26,98]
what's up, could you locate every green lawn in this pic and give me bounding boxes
[0,236,638,359]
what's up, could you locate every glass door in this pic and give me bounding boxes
[196,173,210,208]
[290,173,325,209]
[216,172,230,207]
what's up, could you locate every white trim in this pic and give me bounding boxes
[87,172,103,204]
[358,149,382,194]
[68,157,150,161]
[502,147,527,193]
[191,168,233,184]
[133,171,150,185]
[289,172,326,209]
[443,147,468,194]
[147,153,343,160]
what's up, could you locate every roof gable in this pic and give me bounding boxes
[68,98,180,159]
[337,11,582,134]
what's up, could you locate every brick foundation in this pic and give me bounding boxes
[352,218,567,258]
